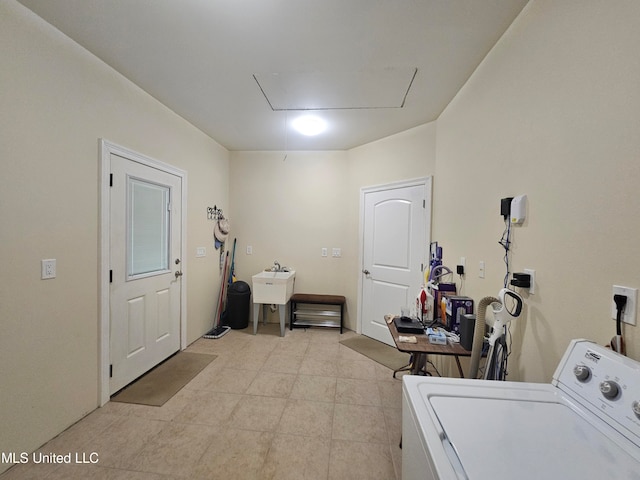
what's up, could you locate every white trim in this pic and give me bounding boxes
[98,139,188,406]
[356,176,432,336]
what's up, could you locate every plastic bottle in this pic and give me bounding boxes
[417,285,429,322]
[424,286,434,322]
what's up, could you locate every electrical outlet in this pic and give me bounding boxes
[479,261,485,279]
[524,268,535,295]
[332,248,341,258]
[41,259,56,279]
[196,247,206,257]
[246,245,253,255]
[321,248,328,257]
[612,285,637,326]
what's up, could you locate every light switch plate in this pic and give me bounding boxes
[524,268,535,295]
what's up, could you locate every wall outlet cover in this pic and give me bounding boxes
[612,285,637,326]
[41,259,56,279]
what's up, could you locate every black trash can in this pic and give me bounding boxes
[226,281,251,329]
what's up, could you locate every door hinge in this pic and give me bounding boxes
[109,364,113,378]
[109,270,113,283]
[109,173,113,187]
[423,199,426,208]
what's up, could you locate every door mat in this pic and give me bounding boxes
[340,336,410,371]
[111,352,217,407]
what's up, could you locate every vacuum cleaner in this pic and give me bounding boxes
[468,288,523,380]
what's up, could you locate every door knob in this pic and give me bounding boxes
[175,259,181,264]
[363,269,370,275]
[175,271,183,278]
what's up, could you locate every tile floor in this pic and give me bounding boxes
[1,324,406,480]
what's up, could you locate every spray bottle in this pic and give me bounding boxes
[417,285,433,323]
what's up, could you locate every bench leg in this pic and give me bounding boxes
[279,304,286,337]
[290,301,295,330]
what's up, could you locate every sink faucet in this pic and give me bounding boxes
[273,261,281,272]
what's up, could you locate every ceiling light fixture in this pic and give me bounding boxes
[291,115,327,136]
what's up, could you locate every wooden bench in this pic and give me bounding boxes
[289,294,346,333]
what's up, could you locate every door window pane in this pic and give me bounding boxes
[128,177,170,277]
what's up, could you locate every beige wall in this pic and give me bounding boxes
[229,124,436,331]
[434,0,640,382]
[0,2,228,470]
[229,151,351,324]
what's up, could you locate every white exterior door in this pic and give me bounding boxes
[109,153,182,393]
[360,179,431,346]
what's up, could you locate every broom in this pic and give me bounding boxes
[203,251,231,339]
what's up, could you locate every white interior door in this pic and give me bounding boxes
[361,179,431,346]
[109,153,182,393]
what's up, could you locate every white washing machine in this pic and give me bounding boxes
[402,339,640,479]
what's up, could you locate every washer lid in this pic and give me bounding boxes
[430,395,640,480]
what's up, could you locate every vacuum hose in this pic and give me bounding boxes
[468,296,500,379]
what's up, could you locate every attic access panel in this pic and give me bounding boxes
[254,67,417,111]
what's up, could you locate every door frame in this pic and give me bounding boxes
[98,139,188,406]
[357,177,432,336]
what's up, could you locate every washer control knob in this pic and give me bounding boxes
[573,365,591,382]
[599,380,620,400]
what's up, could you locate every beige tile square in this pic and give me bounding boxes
[37,410,120,454]
[383,407,403,447]
[191,428,273,480]
[377,380,403,408]
[274,337,310,356]
[336,358,379,380]
[220,348,272,371]
[328,440,396,480]
[260,433,330,480]
[127,421,217,477]
[245,371,297,398]
[201,367,259,394]
[173,390,242,426]
[262,352,304,374]
[228,396,287,432]
[84,416,166,469]
[305,342,340,359]
[332,404,388,444]
[277,399,334,438]
[299,356,338,377]
[309,329,342,344]
[290,374,336,403]
[335,378,381,406]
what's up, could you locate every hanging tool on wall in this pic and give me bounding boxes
[203,251,231,339]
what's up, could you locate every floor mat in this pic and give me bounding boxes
[111,352,217,406]
[340,335,409,371]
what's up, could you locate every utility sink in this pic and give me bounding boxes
[252,270,296,305]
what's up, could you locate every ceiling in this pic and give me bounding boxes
[17,0,529,151]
